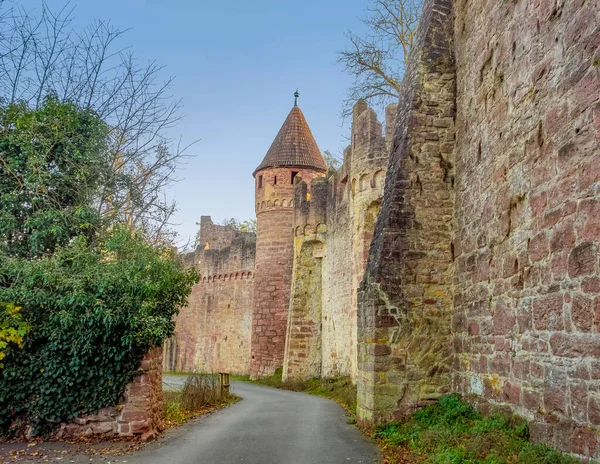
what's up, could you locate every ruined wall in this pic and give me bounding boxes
[165,216,255,375]
[59,348,164,440]
[452,0,600,458]
[284,103,394,381]
[357,0,456,426]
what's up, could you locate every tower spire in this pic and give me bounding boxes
[294,89,300,107]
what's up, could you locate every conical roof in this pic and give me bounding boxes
[253,106,327,176]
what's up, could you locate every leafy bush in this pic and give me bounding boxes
[373,394,579,464]
[0,98,199,436]
[0,303,31,368]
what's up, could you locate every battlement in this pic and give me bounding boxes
[197,216,238,251]
[343,101,397,167]
[292,176,328,237]
[184,216,256,280]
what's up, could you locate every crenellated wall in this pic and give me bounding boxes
[166,2,600,456]
[283,102,396,382]
[165,216,255,375]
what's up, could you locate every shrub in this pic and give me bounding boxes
[0,229,198,436]
[181,374,222,411]
[0,97,199,436]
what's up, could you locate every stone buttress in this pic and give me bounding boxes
[357,0,456,426]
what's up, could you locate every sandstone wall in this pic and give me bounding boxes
[320,171,353,378]
[165,217,255,374]
[251,167,325,378]
[59,348,164,440]
[283,103,394,381]
[452,0,600,458]
[356,0,456,426]
[356,0,600,459]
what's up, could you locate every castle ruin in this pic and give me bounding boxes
[166,0,600,458]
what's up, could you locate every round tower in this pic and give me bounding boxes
[250,91,327,378]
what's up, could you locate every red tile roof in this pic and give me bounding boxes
[254,106,327,176]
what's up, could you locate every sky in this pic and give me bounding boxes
[20,0,371,246]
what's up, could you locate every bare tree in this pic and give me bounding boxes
[0,2,194,244]
[323,150,342,171]
[339,0,422,117]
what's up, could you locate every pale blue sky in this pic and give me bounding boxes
[21,0,371,245]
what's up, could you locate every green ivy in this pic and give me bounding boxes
[0,229,198,435]
[0,98,199,436]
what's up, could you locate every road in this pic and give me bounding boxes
[8,380,380,463]
[128,380,380,464]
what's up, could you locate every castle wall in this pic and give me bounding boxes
[356,0,456,427]
[452,0,600,458]
[321,173,353,378]
[355,0,600,459]
[283,103,394,381]
[164,216,255,375]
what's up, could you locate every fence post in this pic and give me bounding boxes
[219,372,230,394]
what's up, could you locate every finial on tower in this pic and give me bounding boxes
[294,89,300,107]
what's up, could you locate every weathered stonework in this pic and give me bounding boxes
[59,348,164,440]
[452,0,600,458]
[251,166,325,378]
[284,102,395,382]
[167,1,600,456]
[357,0,456,427]
[165,216,255,375]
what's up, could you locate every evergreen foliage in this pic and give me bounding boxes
[0,97,198,436]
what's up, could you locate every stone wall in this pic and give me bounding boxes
[58,348,164,440]
[355,0,600,459]
[452,0,600,458]
[356,0,456,427]
[283,102,394,381]
[165,216,255,374]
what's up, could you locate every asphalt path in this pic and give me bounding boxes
[127,380,380,464]
[8,379,380,464]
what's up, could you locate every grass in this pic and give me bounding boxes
[241,367,357,421]
[373,394,581,464]
[163,373,240,427]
